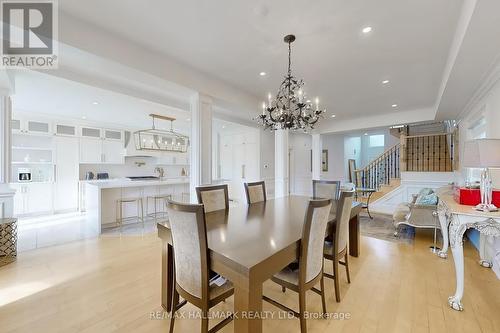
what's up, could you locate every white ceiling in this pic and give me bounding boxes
[59,0,464,121]
[12,70,191,133]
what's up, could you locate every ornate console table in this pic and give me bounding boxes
[436,186,500,311]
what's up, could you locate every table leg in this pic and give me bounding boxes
[449,242,465,311]
[448,218,466,311]
[366,192,373,219]
[161,242,174,312]
[437,210,449,259]
[349,214,360,257]
[233,279,263,333]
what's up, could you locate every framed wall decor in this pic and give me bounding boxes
[322,149,328,172]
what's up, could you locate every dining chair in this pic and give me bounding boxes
[244,181,267,204]
[323,190,355,302]
[196,184,229,213]
[263,199,332,333]
[166,200,234,333]
[312,180,341,201]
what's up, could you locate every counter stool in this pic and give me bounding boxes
[146,194,172,222]
[116,197,144,229]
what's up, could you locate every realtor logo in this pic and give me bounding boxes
[1,0,58,68]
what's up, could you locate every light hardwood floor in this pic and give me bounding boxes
[0,228,499,333]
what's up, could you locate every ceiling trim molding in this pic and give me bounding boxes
[433,0,478,114]
[457,58,500,121]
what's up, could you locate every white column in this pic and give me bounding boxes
[311,133,322,180]
[275,130,289,197]
[190,93,213,201]
[0,96,15,218]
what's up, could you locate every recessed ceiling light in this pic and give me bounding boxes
[92,101,99,105]
[306,100,311,103]
[392,104,398,108]
[222,125,226,129]
[259,72,267,76]
[364,133,368,136]
[186,118,191,121]
[362,26,372,34]
[382,80,389,84]
[81,116,87,120]
[331,114,336,118]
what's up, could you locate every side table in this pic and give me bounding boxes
[0,218,18,266]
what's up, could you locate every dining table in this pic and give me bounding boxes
[157,195,363,333]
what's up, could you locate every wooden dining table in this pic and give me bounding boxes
[157,195,362,333]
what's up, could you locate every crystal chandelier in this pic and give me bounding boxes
[256,34,325,131]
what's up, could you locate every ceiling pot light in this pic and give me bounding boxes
[362,26,372,34]
[392,104,398,108]
[92,101,99,105]
[259,71,267,76]
[81,116,87,120]
[382,80,389,84]
[331,114,336,118]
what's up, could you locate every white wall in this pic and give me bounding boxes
[289,133,312,195]
[320,128,399,182]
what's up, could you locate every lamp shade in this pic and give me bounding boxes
[462,139,500,168]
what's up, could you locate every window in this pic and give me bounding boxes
[369,135,385,147]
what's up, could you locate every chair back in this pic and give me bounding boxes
[348,159,358,185]
[166,201,208,300]
[335,190,355,253]
[312,180,341,200]
[196,184,229,213]
[300,199,333,284]
[244,181,267,204]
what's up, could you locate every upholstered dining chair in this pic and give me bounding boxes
[263,199,332,333]
[312,180,341,201]
[244,181,267,204]
[196,184,229,213]
[323,190,355,302]
[166,200,234,333]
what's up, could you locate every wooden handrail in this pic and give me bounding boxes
[404,132,453,139]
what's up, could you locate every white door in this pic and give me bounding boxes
[80,137,102,163]
[102,140,124,164]
[55,137,79,211]
[26,183,53,214]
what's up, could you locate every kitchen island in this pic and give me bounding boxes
[84,178,189,232]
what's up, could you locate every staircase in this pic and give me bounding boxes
[353,129,458,202]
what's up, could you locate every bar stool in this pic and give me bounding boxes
[116,197,144,229]
[146,194,172,222]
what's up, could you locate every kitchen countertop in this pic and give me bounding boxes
[83,177,189,189]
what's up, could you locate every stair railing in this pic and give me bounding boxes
[400,132,457,172]
[354,143,400,190]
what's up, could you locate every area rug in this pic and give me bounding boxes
[359,213,415,245]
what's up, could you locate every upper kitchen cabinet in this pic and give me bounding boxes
[12,116,52,135]
[79,127,125,164]
[54,123,77,136]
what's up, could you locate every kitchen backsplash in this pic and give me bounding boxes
[79,157,187,180]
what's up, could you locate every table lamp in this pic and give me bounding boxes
[462,139,500,212]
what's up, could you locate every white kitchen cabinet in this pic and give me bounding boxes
[80,137,102,163]
[54,137,79,212]
[11,183,53,216]
[11,117,51,135]
[104,129,123,141]
[102,139,125,164]
[80,137,124,164]
[54,123,77,136]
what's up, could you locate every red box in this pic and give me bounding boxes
[453,186,500,206]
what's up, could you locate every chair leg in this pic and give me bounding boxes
[345,253,351,284]
[333,255,341,303]
[298,290,307,333]
[169,288,179,333]
[320,274,327,316]
[201,309,209,333]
